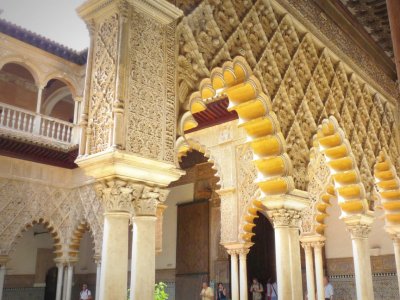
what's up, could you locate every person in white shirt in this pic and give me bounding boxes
[200,282,214,300]
[265,277,277,300]
[80,283,92,300]
[324,276,334,300]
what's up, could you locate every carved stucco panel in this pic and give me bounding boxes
[0,179,104,258]
[125,11,176,164]
[88,14,119,154]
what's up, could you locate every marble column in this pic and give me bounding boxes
[130,216,157,300]
[269,209,294,300]
[62,266,68,300]
[95,179,143,300]
[130,188,168,300]
[65,264,74,300]
[0,265,6,300]
[227,250,239,300]
[100,211,130,300]
[393,237,400,298]
[238,248,250,300]
[348,224,374,300]
[95,257,101,300]
[36,86,43,114]
[289,222,303,300]
[55,263,64,300]
[301,242,315,300]
[313,242,325,300]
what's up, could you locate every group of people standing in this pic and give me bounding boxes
[199,279,277,300]
[250,278,277,300]
[200,276,333,300]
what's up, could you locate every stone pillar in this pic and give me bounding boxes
[36,86,43,114]
[65,263,74,300]
[238,248,250,300]
[130,188,168,300]
[227,250,239,300]
[289,218,303,300]
[0,265,6,300]
[55,262,64,300]
[94,257,101,300]
[75,1,183,299]
[301,242,315,300]
[348,223,374,300]
[62,266,68,300]
[392,237,400,298]
[269,209,296,300]
[95,179,144,300]
[313,242,325,300]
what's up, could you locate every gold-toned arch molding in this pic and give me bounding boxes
[69,221,90,260]
[314,184,335,235]
[182,56,294,242]
[374,151,400,225]
[314,116,369,217]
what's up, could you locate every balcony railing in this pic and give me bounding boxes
[0,102,79,144]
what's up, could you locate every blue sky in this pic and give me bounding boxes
[0,0,89,51]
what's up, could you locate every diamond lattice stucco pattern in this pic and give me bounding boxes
[176,0,400,197]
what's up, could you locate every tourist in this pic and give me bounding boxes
[216,282,227,300]
[79,283,92,300]
[265,277,277,300]
[324,276,334,300]
[250,278,263,300]
[200,281,214,300]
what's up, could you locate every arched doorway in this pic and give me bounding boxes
[44,266,58,300]
[247,212,276,298]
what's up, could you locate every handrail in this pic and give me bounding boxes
[0,102,79,144]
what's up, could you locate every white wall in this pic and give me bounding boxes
[325,198,393,258]
[75,231,96,274]
[8,224,53,275]
[155,183,194,270]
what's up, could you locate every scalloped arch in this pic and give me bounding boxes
[182,56,294,243]
[314,116,369,217]
[8,218,63,258]
[175,136,223,187]
[68,220,96,260]
[374,151,400,226]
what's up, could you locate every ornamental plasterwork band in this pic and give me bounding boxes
[95,178,169,216]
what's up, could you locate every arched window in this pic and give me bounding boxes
[0,63,38,111]
[42,79,74,122]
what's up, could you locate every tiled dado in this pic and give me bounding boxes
[326,255,399,300]
[327,255,396,276]
[329,274,398,300]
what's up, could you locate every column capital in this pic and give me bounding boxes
[268,209,301,227]
[347,223,372,239]
[311,241,325,249]
[95,178,144,213]
[133,186,169,216]
[0,255,9,267]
